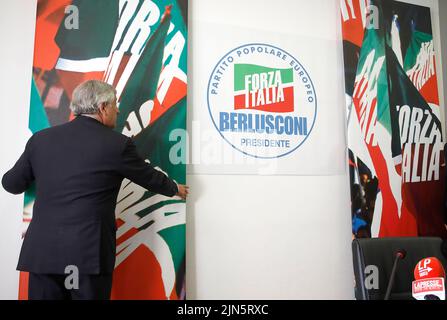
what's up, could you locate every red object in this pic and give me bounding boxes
[234,87,294,113]
[341,0,368,48]
[414,257,446,280]
[33,0,73,71]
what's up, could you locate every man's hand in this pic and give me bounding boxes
[176,184,189,200]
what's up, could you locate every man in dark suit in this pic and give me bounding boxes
[1,80,189,300]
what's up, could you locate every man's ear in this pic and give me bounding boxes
[98,102,107,114]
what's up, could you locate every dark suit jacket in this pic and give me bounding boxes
[2,116,178,274]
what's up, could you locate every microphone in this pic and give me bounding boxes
[384,249,406,300]
[412,257,446,300]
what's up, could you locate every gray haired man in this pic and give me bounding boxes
[2,80,188,300]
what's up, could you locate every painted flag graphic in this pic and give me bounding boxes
[350,0,410,237]
[22,0,188,300]
[386,44,446,238]
[234,64,294,113]
[342,0,446,239]
[404,28,439,106]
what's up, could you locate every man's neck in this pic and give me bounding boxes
[80,114,103,124]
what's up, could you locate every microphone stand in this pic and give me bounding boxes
[384,250,406,300]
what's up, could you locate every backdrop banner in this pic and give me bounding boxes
[341,0,447,238]
[20,0,187,300]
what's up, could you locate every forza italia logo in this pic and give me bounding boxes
[234,64,294,113]
[207,43,317,159]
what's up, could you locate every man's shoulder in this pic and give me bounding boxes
[103,128,131,146]
[29,125,58,142]
[28,122,72,144]
[29,120,130,148]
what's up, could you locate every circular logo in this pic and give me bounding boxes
[207,43,317,159]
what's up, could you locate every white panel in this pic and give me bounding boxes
[188,0,347,176]
[0,0,37,300]
[186,0,355,299]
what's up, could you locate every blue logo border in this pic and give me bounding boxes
[207,43,318,159]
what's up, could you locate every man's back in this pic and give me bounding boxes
[30,116,126,224]
[2,116,178,274]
